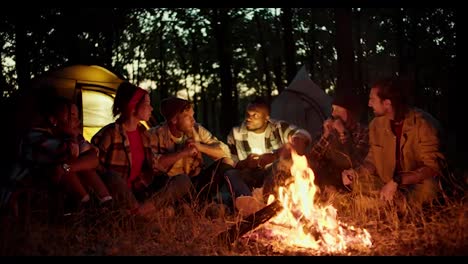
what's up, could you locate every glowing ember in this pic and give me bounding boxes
[246,151,372,254]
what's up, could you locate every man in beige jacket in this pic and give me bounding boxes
[342,78,446,206]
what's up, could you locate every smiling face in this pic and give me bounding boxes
[245,103,269,133]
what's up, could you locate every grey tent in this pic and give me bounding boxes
[270,65,332,138]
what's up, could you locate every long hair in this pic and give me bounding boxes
[371,77,411,121]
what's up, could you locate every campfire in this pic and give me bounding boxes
[240,151,373,254]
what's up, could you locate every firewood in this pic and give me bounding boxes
[217,200,283,244]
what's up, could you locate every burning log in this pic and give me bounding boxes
[217,200,283,244]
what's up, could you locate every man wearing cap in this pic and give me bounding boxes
[149,97,250,208]
[308,91,369,193]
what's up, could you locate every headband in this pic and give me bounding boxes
[127,87,148,114]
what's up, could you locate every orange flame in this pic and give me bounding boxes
[248,151,372,254]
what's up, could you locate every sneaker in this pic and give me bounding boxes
[235,196,265,216]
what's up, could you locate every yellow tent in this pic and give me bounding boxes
[30,65,124,141]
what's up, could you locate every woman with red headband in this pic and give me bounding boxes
[91,82,158,216]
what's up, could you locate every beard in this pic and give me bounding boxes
[372,109,386,117]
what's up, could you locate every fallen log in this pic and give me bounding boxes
[217,200,283,244]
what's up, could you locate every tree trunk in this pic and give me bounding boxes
[273,9,285,94]
[14,12,29,91]
[232,65,240,127]
[135,46,141,84]
[335,8,355,96]
[281,8,297,84]
[255,13,273,103]
[103,9,115,68]
[63,9,85,65]
[211,97,219,136]
[158,22,168,100]
[212,9,235,137]
[395,8,410,78]
[354,8,364,95]
[201,84,208,128]
[409,9,422,108]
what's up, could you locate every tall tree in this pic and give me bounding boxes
[281,8,297,84]
[254,11,273,103]
[335,8,355,96]
[272,9,285,94]
[211,8,235,137]
[14,9,30,91]
[353,8,365,95]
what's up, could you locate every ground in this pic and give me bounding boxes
[1,186,466,256]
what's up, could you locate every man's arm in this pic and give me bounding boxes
[355,121,377,177]
[398,117,444,185]
[351,125,370,166]
[67,147,99,173]
[149,127,198,173]
[194,125,231,160]
[226,129,240,165]
[308,132,335,162]
[276,120,312,152]
[155,148,197,172]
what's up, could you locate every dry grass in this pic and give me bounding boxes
[1,188,466,256]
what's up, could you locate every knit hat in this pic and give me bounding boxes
[160,97,192,121]
[332,92,362,118]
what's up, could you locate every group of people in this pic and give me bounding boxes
[1,76,448,220]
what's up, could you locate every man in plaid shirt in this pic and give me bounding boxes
[226,97,311,207]
[149,97,250,208]
[308,91,369,193]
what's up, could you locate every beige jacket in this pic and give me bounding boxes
[360,108,445,184]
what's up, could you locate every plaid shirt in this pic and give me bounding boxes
[22,127,73,166]
[91,122,154,185]
[308,122,369,168]
[1,128,75,207]
[149,122,231,177]
[227,119,311,163]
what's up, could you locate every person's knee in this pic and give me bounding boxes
[221,157,235,167]
[224,169,252,197]
[224,168,241,179]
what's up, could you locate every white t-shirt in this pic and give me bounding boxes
[247,131,267,155]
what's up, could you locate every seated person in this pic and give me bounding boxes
[4,96,112,212]
[92,82,170,217]
[342,77,446,208]
[226,97,311,206]
[149,97,250,210]
[308,92,369,193]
